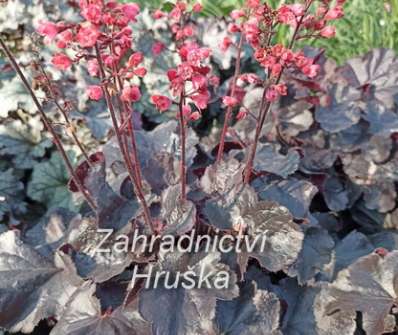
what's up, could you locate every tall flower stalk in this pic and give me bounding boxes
[0,38,97,212]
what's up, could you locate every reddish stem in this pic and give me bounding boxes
[216,33,244,164]
[0,37,97,211]
[38,64,93,168]
[243,3,312,183]
[177,92,187,203]
[95,44,154,233]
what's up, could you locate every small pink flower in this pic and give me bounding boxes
[76,24,100,48]
[236,107,248,120]
[55,29,73,49]
[247,0,260,8]
[190,111,201,121]
[51,53,72,70]
[128,52,144,67]
[87,59,99,76]
[182,105,192,117]
[151,95,172,112]
[87,85,103,100]
[222,96,238,107]
[152,42,166,56]
[320,26,336,38]
[302,64,320,78]
[325,6,344,20]
[265,87,279,102]
[167,69,178,81]
[121,85,141,102]
[274,84,287,96]
[134,67,147,77]
[81,4,102,24]
[220,37,233,52]
[183,25,194,38]
[231,9,245,20]
[192,3,202,13]
[37,20,58,40]
[191,92,210,109]
[271,63,282,77]
[209,75,220,87]
[104,55,116,68]
[192,74,207,89]
[153,9,166,19]
[122,3,140,22]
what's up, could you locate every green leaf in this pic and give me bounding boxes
[0,168,26,220]
[27,151,80,211]
[0,116,52,169]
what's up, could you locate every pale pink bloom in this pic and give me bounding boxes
[128,52,144,67]
[134,67,147,77]
[192,74,207,89]
[231,9,245,20]
[151,95,172,111]
[191,92,210,109]
[56,29,73,49]
[265,87,278,102]
[320,26,336,38]
[325,6,344,20]
[121,85,141,102]
[182,105,192,117]
[152,42,166,56]
[246,0,260,8]
[87,85,103,100]
[190,111,201,121]
[236,107,248,120]
[81,4,102,24]
[51,53,72,70]
[302,64,320,78]
[37,20,59,40]
[222,96,238,107]
[220,37,233,52]
[153,10,166,19]
[274,84,287,96]
[192,3,202,13]
[209,75,220,87]
[87,59,99,76]
[122,3,140,22]
[76,24,100,48]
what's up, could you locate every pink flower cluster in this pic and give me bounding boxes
[221,0,346,104]
[36,0,147,103]
[150,2,217,122]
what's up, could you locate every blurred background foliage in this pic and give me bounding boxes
[123,0,398,64]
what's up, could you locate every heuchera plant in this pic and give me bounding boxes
[5,1,398,335]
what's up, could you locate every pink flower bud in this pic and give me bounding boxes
[190,111,201,121]
[122,3,140,22]
[87,59,99,77]
[320,26,336,38]
[51,53,72,70]
[76,24,100,48]
[37,20,58,40]
[192,3,202,13]
[151,95,172,112]
[152,42,166,56]
[87,85,103,100]
[222,96,238,107]
[121,85,141,102]
[236,107,248,120]
[128,52,144,67]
